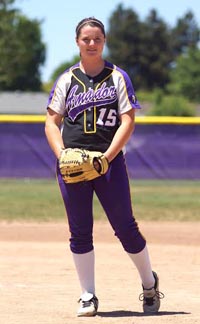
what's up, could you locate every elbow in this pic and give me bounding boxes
[127,118,135,134]
[44,121,49,135]
[45,121,53,138]
[131,121,135,133]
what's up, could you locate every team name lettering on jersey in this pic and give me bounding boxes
[67,82,117,121]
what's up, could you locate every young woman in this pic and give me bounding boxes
[45,17,164,317]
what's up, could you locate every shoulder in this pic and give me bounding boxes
[50,62,80,96]
[47,63,80,111]
[105,61,132,83]
[114,65,131,82]
[55,62,80,84]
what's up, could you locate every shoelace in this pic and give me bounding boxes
[139,290,165,301]
[79,297,98,310]
[81,300,93,308]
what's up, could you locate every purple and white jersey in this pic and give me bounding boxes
[47,61,141,151]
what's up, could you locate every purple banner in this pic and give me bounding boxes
[126,124,200,179]
[0,123,55,178]
[0,122,200,179]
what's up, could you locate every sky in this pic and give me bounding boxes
[16,0,200,82]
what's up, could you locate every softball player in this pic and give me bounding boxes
[45,17,164,317]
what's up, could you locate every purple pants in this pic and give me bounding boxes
[57,153,146,254]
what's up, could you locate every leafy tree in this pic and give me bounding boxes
[168,49,200,102]
[149,89,195,116]
[139,9,172,89]
[106,4,200,92]
[170,11,200,58]
[0,0,15,9]
[106,5,172,89]
[0,0,46,91]
[106,4,142,88]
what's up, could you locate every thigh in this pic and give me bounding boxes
[94,153,133,229]
[57,166,94,233]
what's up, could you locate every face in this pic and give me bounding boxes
[76,25,105,59]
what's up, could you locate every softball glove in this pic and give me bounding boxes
[59,148,109,183]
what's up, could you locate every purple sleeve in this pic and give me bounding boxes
[115,65,141,110]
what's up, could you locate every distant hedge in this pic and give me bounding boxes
[148,92,195,117]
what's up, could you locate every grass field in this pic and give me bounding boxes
[0,179,199,222]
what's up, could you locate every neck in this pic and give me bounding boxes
[80,59,105,77]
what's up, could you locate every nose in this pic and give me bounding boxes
[89,39,95,46]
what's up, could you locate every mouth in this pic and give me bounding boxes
[87,49,97,53]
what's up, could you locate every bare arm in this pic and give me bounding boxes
[104,109,135,162]
[45,108,64,159]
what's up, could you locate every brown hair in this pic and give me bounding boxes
[76,17,105,38]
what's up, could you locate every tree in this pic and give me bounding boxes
[106,4,200,92]
[170,11,200,58]
[106,5,172,89]
[106,4,142,88]
[168,49,200,102]
[140,9,172,89]
[0,0,46,91]
[0,0,15,9]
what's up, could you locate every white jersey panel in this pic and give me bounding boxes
[48,71,71,115]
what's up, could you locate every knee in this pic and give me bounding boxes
[69,231,93,254]
[115,222,146,254]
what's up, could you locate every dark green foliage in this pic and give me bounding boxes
[149,91,195,116]
[170,11,200,58]
[168,49,200,102]
[0,0,46,91]
[105,3,200,94]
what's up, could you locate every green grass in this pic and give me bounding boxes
[0,179,64,222]
[130,180,200,221]
[0,179,199,222]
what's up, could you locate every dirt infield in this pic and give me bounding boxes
[0,221,200,324]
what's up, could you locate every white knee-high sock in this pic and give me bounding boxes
[127,245,155,289]
[72,250,95,295]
